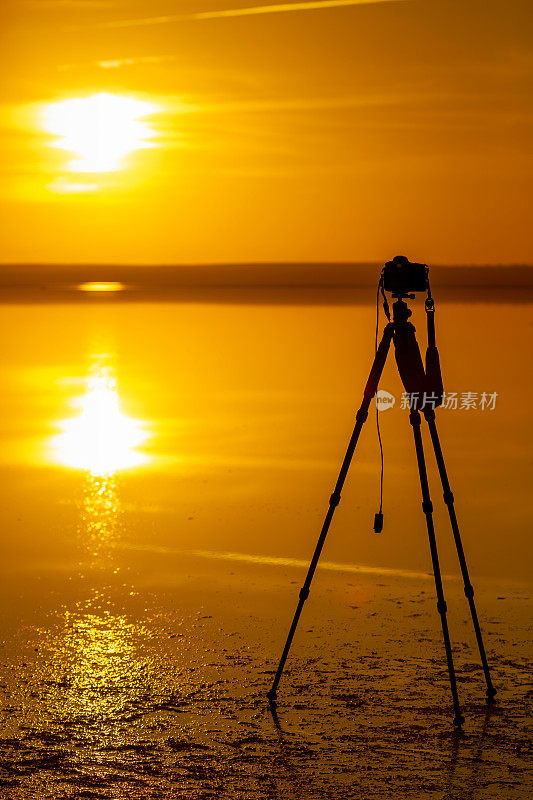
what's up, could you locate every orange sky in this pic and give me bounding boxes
[0,0,530,265]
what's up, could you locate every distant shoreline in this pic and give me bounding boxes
[1,262,532,304]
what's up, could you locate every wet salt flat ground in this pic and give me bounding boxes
[0,293,531,797]
[0,563,530,799]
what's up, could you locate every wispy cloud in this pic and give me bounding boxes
[58,55,176,72]
[98,55,175,69]
[26,0,115,7]
[193,92,427,114]
[66,0,406,30]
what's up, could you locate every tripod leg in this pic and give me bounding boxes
[267,322,394,704]
[424,412,496,701]
[409,410,464,726]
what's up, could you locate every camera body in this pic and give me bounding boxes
[382,255,428,294]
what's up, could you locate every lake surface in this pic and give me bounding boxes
[0,288,531,798]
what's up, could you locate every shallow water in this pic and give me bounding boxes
[0,290,531,797]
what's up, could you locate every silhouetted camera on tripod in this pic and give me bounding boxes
[267,255,497,727]
[382,255,428,294]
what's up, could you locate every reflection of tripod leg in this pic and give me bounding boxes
[267,322,394,703]
[409,410,464,726]
[425,413,496,701]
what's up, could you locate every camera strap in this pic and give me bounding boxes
[424,279,444,404]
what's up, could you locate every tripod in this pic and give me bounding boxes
[267,284,496,726]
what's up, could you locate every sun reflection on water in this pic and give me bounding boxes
[53,599,151,723]
[82,472,121,557]
[12,589,196,739]
[28,362,178,729]
[8,361,197,743]
[52,366,149,476]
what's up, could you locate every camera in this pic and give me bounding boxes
[382,255,428,294]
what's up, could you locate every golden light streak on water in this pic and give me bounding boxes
[82,472,121,558]
[52,600,149,722]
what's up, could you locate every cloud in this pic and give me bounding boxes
[66,0,406,30]
[98,55,175,69]
[57,55,176,72]
[193,92,426,114]
[26,0,115,6]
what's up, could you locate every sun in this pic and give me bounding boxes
[41,92,160,174]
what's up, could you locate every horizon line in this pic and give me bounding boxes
[2,260,533,269]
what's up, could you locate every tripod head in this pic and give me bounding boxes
[391,296,413,324]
